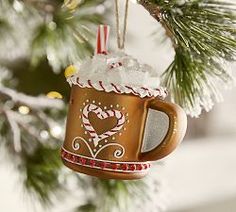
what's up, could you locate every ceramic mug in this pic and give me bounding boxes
[61,86,187,180]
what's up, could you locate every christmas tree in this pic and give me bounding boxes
[0,0,235,211]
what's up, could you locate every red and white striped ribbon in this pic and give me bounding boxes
[95,25,110,55]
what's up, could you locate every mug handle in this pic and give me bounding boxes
[139,99,187,161]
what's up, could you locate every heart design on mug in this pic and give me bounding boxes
[82,104,125,147]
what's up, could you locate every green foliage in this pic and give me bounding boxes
[0,0,107,72]
[22,145,63,204]
[146,0,236,116]
[31,2,105,72]
[5,58,70,98]
[77,179,149,212]
[0,7,12,41]
[77,203,97,212]
[0,18,11,34]
[0,81,66,205]
[95,179,144,211]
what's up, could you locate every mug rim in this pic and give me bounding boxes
[66,75,168,99]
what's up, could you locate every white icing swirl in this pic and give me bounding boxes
[67,52,167,99]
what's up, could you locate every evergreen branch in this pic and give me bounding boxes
[0,85,65,204]
[0,18,11,35]
[0,6,13,42]
[78,0,107,8]
[77,203,97,212]
[21,145,63,205]
[95,180,141,212]
[0,111,64,205]
[76,179,152,212]
[0,86,64,109]
[163,48,233,115]
[140,0,236,116]
[4,110,22,152]
[30,0,107,72]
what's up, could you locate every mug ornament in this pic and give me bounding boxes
[61,25,187,180]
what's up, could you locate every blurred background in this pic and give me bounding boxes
[0,0,236,212]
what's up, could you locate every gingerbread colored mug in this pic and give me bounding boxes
[61,86,187,180]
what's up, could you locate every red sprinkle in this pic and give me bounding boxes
[121,164,128,171]
[79,158,86,165]
[111,163,119,170]
[143,164,148,169]
[90,160,96,167]
[129,164,136,171]
[100,162,107,169]
[136,164,143,170]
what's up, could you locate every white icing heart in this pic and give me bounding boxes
[82,104,125,147]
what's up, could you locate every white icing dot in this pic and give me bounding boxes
[83,102,86,105]
[92,100,96,103]
[116,104,119,108]
[93,149,97,152]
[122,107,125,110]
[112,137,115,140]
[119,133,122,136]
[127,120,130,123]
[89,138,92,142]
[104,106,107,110]
[79,109,82,112]
[98,102,101,105]
[104,139,108,143]
[86,99,89,102]
[84,131,87,134]
[99,145,102,148]
[110,105,113,108]
[81,124,83,127]
[126,113,129,117]
[124,128,126,131]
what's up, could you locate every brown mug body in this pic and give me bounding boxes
[61,86,187,180]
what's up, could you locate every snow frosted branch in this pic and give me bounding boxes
[0,86,64,109]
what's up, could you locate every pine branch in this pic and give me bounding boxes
[0,113,64,205]
[0,18,11,34]
[30,0,107,72]
[139,0,176,47]
[76,178,159,212]
[0,85,65,204]
[95,180,142,212]
[0,6,13,41]
[139,0,236,116]
[0,86,64,109]
[4,110,22,152]
[22,145,63,205]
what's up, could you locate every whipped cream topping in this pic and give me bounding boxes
[67,52,167,99]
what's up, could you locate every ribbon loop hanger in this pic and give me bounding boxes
[114,0,129,50]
